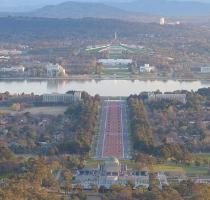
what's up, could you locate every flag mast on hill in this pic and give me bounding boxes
[114,32,117,40]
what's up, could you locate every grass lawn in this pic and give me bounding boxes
[102,68,131,75]
[101,69,132,79]
[151,164,184,173]
[181,165,209,175]
[85,160,209,176]
[84,159,102,168]
[193,153,210,162]
[152,164,209,176]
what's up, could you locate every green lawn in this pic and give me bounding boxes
[84,160,102,168]
[101,68,131,78]
[182,165,209,175]
[152,164,209,176]
[193,153,210,162]
[84,160,209,176]
[151,164,184,173]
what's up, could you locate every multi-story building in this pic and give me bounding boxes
[160,17,165,25]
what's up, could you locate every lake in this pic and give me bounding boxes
[1,79,210,96]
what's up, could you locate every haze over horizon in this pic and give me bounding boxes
[1,0,210,12]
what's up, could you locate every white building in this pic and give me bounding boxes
[106,45,127,54]
[160,17,165,25]
[0,49,22,56]
[148,93,186,104]
[140,64,155,73]
[97,59,133,67]
[0,66,25,73]
[201,67,210,73]
[46,63,66,77]
[74,157,150,189]
[42,92,81,104]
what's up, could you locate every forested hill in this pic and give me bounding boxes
[0,17,189,42]
[30,2,135,19]
[2,0,210,18]
[0,1,154,22]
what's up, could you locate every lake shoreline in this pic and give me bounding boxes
[0,76,210,82]
[1,79,210,96]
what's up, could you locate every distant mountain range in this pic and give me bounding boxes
[0,2,157,23]
[1,0,210,21]
[29,2,139,19]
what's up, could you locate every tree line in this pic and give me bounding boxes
[128,96,156,154]
[57,92,100,155]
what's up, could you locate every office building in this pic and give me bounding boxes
[160,17,165,25]
[201,67,210,73]
[42,92,81,104]
[148,93,186,104]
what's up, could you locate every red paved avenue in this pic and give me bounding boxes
[102,101,123,158]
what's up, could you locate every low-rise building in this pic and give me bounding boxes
[46,63,66,77]
[42,92,81,104]
[201,67,210,73]
[98,59,133,67]
[140,64,155,73]
[148,93,186,104]
[0,66,25,73]
[74,157,150,189]
[0,66,25,77]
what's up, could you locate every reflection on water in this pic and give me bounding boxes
[1,79,210,96]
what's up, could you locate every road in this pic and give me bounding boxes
[96,100,130,159]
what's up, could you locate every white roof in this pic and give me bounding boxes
[98,59,132,65]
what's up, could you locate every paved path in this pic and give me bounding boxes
[96,100,130,159]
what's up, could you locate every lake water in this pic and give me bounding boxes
[0,79,210,96]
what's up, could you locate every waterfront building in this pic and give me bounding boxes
[148,93,186,104]
[42,92,81,104]
[0,66,25,73]
[201,67,210,73]
[46,63,66,77]
[0,66,25,77]
[140,64,155,73]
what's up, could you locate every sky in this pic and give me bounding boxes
[1,0,210,12]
